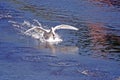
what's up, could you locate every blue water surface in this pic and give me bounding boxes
[0,0,120,80]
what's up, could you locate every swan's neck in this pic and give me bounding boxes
[43,27,62,42]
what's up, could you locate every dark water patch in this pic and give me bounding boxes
[4,0,85,25]
[0,2,23,20]
[73,22,120,61]
[89,0,120,8]
[19,4,83,25]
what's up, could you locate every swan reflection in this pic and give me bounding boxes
[35,41,79,54]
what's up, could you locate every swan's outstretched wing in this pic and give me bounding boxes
[24,26,47,34]
[53,24,79,31]
[33,19,42,27]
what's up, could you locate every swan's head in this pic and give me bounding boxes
[51,27,55,34]
[45,27,62,43]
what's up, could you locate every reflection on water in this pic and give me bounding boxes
[6,0,83,25]
[90,0,120,7]
[19,4,80,24]
[0,0,120,61]
[0,0,120,80]
[35,42,79,54]
[88,22,120,60]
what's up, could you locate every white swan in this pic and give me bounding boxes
[24,20,78,43]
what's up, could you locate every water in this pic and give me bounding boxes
[0,0,120,80]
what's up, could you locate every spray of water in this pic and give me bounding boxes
[9,19,62,43]
[9,19,78,44]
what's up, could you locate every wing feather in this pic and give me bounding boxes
[24,26,47,34]
[53,24,78,31]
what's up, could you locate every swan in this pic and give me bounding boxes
[24,20,78,43]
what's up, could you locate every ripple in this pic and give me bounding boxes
[0,2,23,20]
[49,60,80,67]
[77,69,109,77]
[22,55,59,62]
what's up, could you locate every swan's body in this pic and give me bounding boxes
[24,20,78,43]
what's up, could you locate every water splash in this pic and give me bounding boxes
[8,20,56,43]
[9,19,78,44]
